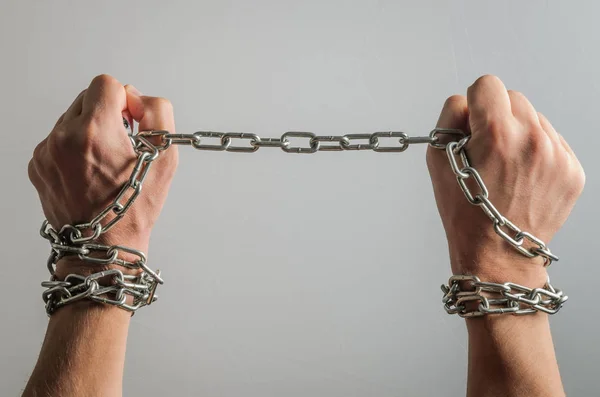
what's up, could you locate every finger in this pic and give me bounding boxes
[428,95,469,168]
[436,95,469,130]
[507,90,539,126]
[136,96,175,134]
[63,89,87,121]
[538,112,575,157]
[82,74,127,115]
[125,85,144,125]
[135,96,178,170]
[467,75,513,134]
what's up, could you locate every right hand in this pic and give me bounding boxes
[28,74,179,279]
[426,75,585,285]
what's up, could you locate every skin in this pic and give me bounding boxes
[427,75,584,397]
[25,75,178,397]
[23,74,584,397]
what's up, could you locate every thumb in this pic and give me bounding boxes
[125,85,145,123]
[466,75,512,135]
[133,95,175,136]
[436,95,469,131]
[427,95,470,169]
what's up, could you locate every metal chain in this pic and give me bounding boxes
[40,126,163,315]
[441,275,567,317]
[133,127,557,265]
[442,137,558,266]
[134,129,439,153]
[39,124,562,316]
[42,269,160,315]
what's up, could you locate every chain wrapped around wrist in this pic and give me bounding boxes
[441,275,568,317]
[39,124,565,316]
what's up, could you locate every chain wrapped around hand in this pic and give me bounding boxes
[40,129,163,315]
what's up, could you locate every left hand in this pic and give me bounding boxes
[28,74,179,278]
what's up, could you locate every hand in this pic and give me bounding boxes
[28,74,179,278]
[427,75,585,285]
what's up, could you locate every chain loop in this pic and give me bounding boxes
[222,133,260,153]
[456,167,489,205]
[281,131,319,153]
[429,128,466,149]
[371,131,409,152]
[310,136,348,151]
[340,134,377,150]
[190,131,229,151]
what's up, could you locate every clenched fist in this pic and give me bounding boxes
[427,75,585,286]
[28,75,179,279]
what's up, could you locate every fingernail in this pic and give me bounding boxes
[126,85,142,96]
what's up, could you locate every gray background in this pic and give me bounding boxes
[1,0,597,396]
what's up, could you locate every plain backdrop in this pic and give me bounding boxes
[1,1,598,396]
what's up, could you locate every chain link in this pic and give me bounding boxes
[38,123,562,316]
[441,275,567,317]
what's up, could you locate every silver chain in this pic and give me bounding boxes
[134,129,438,153]
[441,275,567,317]
[443,137,558,266]
[40,130,163,315]
[39,125,562,316]
[42,269,160,315]
[134,128,557,265]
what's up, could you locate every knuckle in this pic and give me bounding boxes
[488,131,512,158]
[478,119,517,156]
[90,74,119,89]
[472,74,502,88]
[484,117,510,138]
[32,140,45,159]
[443,95,466,112]
[146,96,173,112]
[527,128,552,156]
[570,163,586,196]
[507,89,525,100]
[27,159,38,184]
[46,134,63,159]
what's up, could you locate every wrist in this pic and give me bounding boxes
[448,236,548,287]
[49,297,133,323]
[54,232,150,279]
[54,257,142,280]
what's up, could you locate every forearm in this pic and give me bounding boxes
[466,313,564,397]
[25,77,176,397]
[23,302,131,397]
[458,256,565,397]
